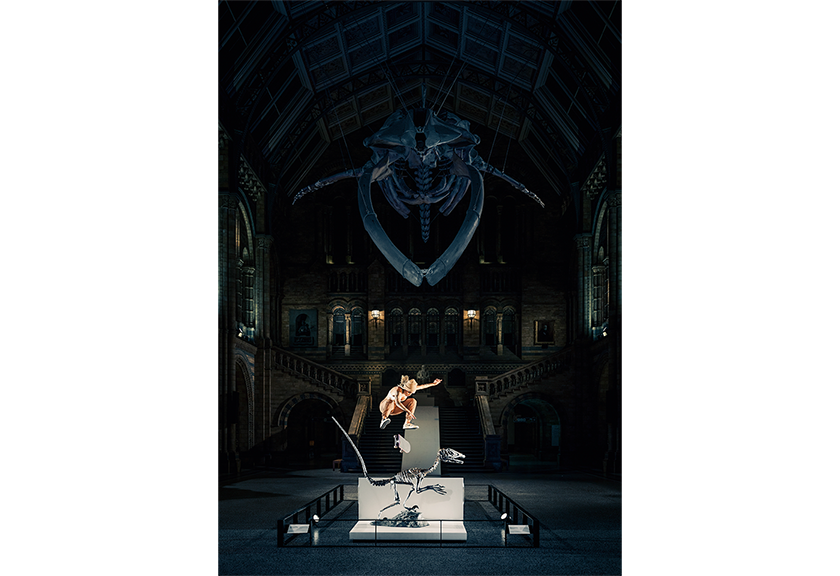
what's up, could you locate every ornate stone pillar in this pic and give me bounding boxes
[496,310,504,356]
[219,193,240,473]
[474,380,501,470]
[608,192,621,321]
[242,265,255,342]
[344,311,351,357]
[592,264,606,338]
[574,234,593,340]
[603,190,621,474]
[254,235,273,451]
[255,235,272,341]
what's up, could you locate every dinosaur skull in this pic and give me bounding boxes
[439,447,465,465]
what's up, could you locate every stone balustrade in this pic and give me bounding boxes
[483,348,573,400]
[272,347,357,396]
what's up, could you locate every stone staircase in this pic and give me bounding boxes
[357,412,404,475]
[439,405,486,473]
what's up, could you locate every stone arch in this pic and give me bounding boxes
[498,392,563,460]
[329,301,348,348]
[592,193,610,260]
[233,351,255,451]
[273,392,342,433]
[481,304,498,347]
[233,357,254,452]
[236,197,255,262]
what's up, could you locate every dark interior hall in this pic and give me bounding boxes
[219,2,620,573]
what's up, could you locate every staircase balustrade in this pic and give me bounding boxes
[479,348,573,400]
[272,347,358,396]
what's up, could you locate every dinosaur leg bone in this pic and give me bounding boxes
[377,481,404,519]
[416,483,447,495]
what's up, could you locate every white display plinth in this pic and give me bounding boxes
[350,477,466,541]
[349,520,467,541]
[400,406,441,476]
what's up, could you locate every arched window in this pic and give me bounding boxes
[408,308,422,348]
[350,307,364,346]
[502,307,516,350]
[483,307,497,346]
[333,307,346,346]
[444,307,459,348]
[426,308,440,347]
[389,308,403,347]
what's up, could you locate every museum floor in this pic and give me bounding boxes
[219,456,621,576]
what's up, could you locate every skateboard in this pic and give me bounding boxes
[393,434,411,453]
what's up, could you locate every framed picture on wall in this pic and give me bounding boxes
[290,309,317,347]
[535,320,555,344]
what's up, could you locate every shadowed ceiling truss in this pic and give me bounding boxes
[220,0,620,203]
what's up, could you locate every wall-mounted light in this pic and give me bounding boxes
[371,309,381,327]
[467,309,476,326]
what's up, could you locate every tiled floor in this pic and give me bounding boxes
[219,462,621,575]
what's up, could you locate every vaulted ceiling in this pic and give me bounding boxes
[219,0,620,207]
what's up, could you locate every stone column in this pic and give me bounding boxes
[574,234,593,340]
[242,265,255,341]
[603,190,621,474]
[255,235,273,341]
[496,310,504,356]
[474,380,501,470]
[344,311,351,357]
[219,193,240,473]
[592,264,606,338]
[608,192,621,322]
[254,235,273,452]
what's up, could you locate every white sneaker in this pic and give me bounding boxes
[403,422,419,430]
[380,418,391,429]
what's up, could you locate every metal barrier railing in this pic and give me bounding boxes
[277,485,540,548]
[278,485,345,547]
[487,484,540,547]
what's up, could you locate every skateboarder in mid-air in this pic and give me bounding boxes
[379,375,441,430]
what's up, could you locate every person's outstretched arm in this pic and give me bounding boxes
[416,378,442,390]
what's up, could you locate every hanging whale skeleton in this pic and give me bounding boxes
[292,90,544,287]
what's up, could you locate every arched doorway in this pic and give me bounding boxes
[234,361,252,454]
[284,399,341,469]
[512,403,539,457]
[500,394,562,470]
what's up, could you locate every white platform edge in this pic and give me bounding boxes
[349,521,467,541]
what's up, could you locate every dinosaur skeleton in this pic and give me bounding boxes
[331,416,464,518]
[293,96,544,287]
